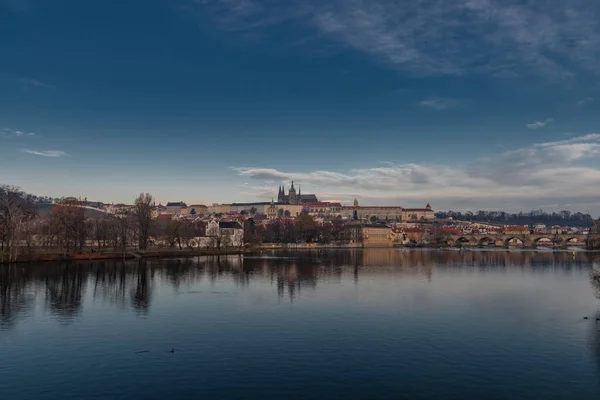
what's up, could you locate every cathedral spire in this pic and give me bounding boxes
[291,180,294,190]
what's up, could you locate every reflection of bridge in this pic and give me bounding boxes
[448,234,600,248]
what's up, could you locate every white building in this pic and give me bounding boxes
[189,220,244,248]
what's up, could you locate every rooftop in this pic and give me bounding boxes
[166,202,187,207]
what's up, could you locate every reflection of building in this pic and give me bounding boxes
[340,199,435,222]
[277,181,318,205]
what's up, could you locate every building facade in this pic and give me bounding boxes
[362,224,394,247]
[340,199,435,222]
[303,202,342,218]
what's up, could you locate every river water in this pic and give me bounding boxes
[1,249,600,399]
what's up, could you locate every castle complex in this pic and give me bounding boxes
[277,181,318,204]
[206,182,434,222]
[340,199,435,222]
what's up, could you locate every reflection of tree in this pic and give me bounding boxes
[2,251,599,330]
[0,266,36,329]
[589,261,600,300]
[92,261,128,308]
[130,262,152,315]
[45,265,85,322]
[587,262,600,370]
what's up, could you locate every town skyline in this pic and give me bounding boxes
[2,180,598,219]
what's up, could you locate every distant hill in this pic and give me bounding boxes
[36,203,108,218]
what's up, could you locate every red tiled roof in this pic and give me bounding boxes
[304,202,342,207]
[403,227,425,233]
[342,206,403,209]
[442,228,462,235]
[503,226,529,231]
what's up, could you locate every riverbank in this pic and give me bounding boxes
[0,248,249,264]
[2,243,597,264]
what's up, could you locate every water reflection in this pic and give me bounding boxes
[1,249,599,330]
[589,260,600,370]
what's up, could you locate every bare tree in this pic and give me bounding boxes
[50,197,86,252]
[166,219,182,248]
[220,230,232,249]
[133,193,153,250]
[0,185,36,262]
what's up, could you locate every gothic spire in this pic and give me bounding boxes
[291,180,295,190]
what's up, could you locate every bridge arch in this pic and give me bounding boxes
[478,237,495,247]
[533,237,554,247]
[504,237,525,247]
[565,237,582,246]
[455,237,472,246]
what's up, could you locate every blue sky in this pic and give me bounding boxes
[1,0,599,213]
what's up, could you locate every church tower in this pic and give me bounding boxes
[277,184,285,203]
[288,181,297,205]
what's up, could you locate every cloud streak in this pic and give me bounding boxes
[22,149,66,157]
[17,77,54,89]
[2,128,35,138]
[419,98,463,110]
[577,97,594,105]
[233,133,600,213]
[196,0,600,79]
[526,118,553,129]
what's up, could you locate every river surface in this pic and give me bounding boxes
[2,249,600,399]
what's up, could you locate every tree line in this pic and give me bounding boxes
[435,209,595,227]
[1,185,157,262]
[244,214,357,245]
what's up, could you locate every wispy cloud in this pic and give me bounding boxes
[196,0,600,79]
[21,149,66,157]
[1,127,35,138]
[419,98,463,110]
[233,133,600,212]
[577,97,594,105]
[534,133,600,147]
[526,118,554,130]
[17,77,54,89]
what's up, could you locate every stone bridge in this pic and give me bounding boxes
[445,233,600,249]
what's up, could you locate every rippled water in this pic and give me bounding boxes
[2,249,600,399]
